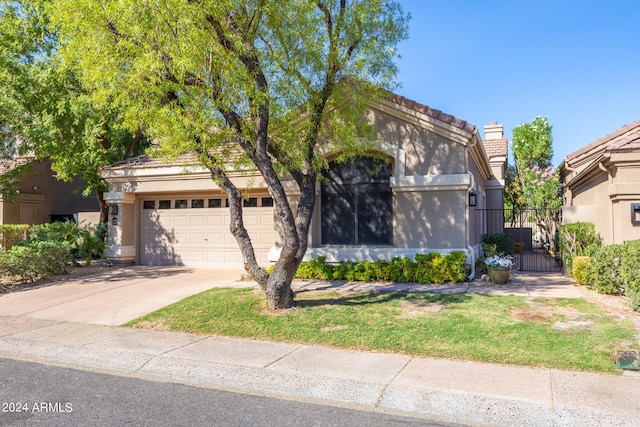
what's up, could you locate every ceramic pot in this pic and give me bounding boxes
[487,266,510,284]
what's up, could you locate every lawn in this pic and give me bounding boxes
[126,288,640,374]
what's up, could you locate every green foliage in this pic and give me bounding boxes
[512,116,554,171]
[508,117,561,219]
[559,222,602,273]
[0,222,106,282]
[0,224,30,249]
[482,233,516,256]
[293,252,468,284]
[585,244,625,295]
[619,240,640,312]
[0,1,149,219]
[583,240,640,311]
[295,256,333,280]
[571,256,591,286]
[0,240,73,283]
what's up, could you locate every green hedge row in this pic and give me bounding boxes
[0,221,106,283]
[292,251,468,284]
[576,240,640,312]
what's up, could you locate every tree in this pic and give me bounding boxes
[49,0,409,309]
[0,0,149,222]
[510,116,562,249]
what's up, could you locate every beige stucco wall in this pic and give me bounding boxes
[370,108,467,176]
[564,154,640,245]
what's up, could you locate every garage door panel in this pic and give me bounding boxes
[140,199,274,267]
[173,215,189,227]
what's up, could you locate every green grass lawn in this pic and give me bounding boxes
[126,288,640,374]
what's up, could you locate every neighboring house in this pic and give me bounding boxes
[560,120,640,245]
[0,158,100,225]
[100,94,507,272]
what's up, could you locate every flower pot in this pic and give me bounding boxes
[487,266,510,284]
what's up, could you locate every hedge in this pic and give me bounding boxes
[292,251,468,284]
[583,239,640,312]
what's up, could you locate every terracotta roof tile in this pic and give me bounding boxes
[482,138,508,160]
[566,120,640,164]
[387,94,477,134]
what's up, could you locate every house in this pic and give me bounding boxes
[99,94,507,272]
[560,120,640,245]
[0,158,100,225]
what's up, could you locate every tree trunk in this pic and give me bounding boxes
[96,189,108,224]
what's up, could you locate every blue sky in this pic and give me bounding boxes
[394,0,640,166]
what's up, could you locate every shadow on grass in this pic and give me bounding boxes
[294,290,472,309]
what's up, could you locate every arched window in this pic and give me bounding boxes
[321,156,393,245]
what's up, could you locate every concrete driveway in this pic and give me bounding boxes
[0,266,251,326]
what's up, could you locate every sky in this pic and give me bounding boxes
[394,0,640,166]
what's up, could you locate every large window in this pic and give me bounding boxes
[321,156,393,245]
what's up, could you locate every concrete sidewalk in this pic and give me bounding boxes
[0,266,638,426]
[0,316,638,426]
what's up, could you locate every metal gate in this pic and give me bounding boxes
[476,208,563,272]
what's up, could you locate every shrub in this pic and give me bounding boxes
[559,222,602,274]
[0,240,73,283]
[482,233,515,256]
[571,256,591,285]
[585,244,625,295]
[0,224,30,249]
[293,252,468,284]
[620,240,640,311]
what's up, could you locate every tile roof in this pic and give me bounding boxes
[102,153,199,171]
[482,138,508,160]
[387,94,477,134]
[566,120,640,164]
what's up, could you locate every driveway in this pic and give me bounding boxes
[0,266,251,326]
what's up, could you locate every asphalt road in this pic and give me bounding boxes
[0,358,458,427]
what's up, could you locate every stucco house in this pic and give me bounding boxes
[560,120,640,245]
[0,158,100,225]
[100,94,507,272]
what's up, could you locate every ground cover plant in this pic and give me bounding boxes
[291,253,467,284]
[128,288,639,374]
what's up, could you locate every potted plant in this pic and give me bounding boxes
[484,255,513,284]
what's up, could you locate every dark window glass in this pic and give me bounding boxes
[261,197,274,207]
[208,198,222,208]
[158,200,171,209]
[175,199,188,209]
[243,197,258,207]
[191,199,204,208]
[143,200,155,210]
[321,157,392,245]
[225,199,229,207]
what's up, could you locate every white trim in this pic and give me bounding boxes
[390,173,472,192]
[105,245,136,258]
[303,246,472,264]
[104,192,135,204]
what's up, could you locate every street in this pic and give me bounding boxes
[0,358,456,427]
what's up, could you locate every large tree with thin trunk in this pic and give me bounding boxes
[510,116,562,248]
[50,0,409,309]
[0,0,148,221]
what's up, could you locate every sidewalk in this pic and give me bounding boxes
[0,267,639,426]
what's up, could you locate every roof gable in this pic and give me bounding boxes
[566,120,640,167]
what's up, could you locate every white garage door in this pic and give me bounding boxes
[139,196,275,267]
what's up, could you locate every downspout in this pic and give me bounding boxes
[467,168,476,281]
[466,131,480,281]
